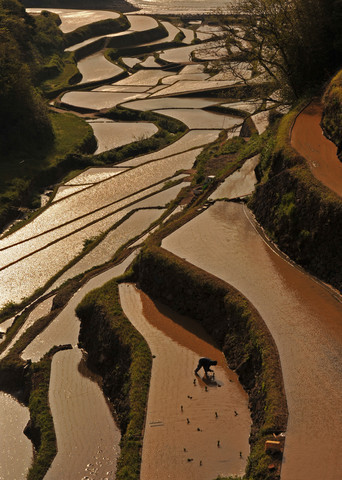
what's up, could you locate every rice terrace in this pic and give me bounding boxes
[0,0,342,479]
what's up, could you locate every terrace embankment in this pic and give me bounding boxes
[249,105,342,293]
[133,245,288,478]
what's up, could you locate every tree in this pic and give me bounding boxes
[218,0,336,101]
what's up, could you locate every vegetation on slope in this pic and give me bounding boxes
[248,105,342,292]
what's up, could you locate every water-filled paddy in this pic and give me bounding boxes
[0,392,32,480]
[64,167,129,185]
[126,14,159,31]
[0,296,54,360]
[0,151,199,307]
[50,207,166,289]
[121,57,141,68]
[162,201,342,480]
[209,155,259,200]
[153,108,242,129]
[120,284,250,480]
[150,79,238,97]
[27,9,120,33]
[115,69,174,86]
[142,20,179,44]
[118,131,221,167]
[66,30,133,52]
[127,0,232,14]
[179,27,194,43]
[139,55,161,68]
[76,53,123,84]
[60,91,148,111]
[87,119,158,154]
[123,96,219,111]
[52,184,90,202]
[161,72,210,84]
[46,348,120,480]
[22,256,136,362]
[93,84,149,93]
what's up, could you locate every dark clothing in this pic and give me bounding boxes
[195,357,217,375]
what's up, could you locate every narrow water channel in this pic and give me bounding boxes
[162,201,342,480]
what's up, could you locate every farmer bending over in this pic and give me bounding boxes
[194,357,217,376]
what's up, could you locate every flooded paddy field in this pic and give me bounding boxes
[0,392,32,480]
[87,119,158,154]
[120,284,250,480]
[162,201,342,480]
[26,9,120,33]
[46,348,120,480]
[1,4,329,480]
[76,53,123,84]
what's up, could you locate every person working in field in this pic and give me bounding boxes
[194,357,217,376]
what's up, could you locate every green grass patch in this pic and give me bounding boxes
[39,52,80,96]
[0,111,94,234]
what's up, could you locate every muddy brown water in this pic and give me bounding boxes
[119,283,250,480]
[291,101,342,197]
[162,201,342,480]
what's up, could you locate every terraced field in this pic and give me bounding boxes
[4,7,339,480]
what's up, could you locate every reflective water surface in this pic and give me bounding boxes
[120,284,250,480]
[162,202,342,480]
[46,349,120,480]
[0,392,32,480]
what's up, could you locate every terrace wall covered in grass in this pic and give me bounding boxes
[249,106,342,292]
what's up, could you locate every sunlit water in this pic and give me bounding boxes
[22,254,137,362]
[26,9,120,33]
[45,348,120,480]
[0,392,32,480]
[128,0,233,14]
[76,52,123,84]
[87,120,158,154]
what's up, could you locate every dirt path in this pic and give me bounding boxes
[119,283,251,480]
[291,101,342,197]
